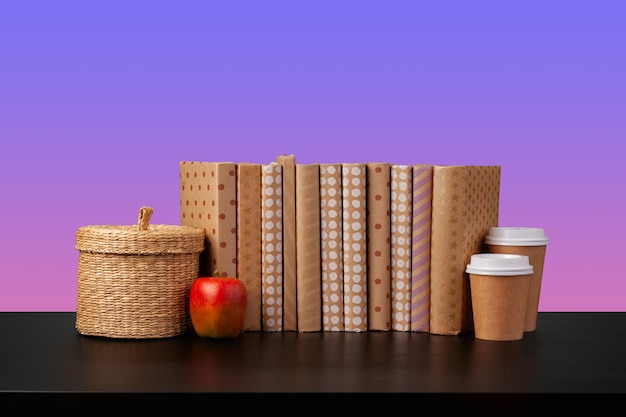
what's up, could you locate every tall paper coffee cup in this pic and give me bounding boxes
[484,227,548,332]
[466,253,533,341]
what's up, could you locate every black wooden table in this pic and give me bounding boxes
[1,312,624,415]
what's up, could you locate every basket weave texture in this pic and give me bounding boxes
[75,207,205,339]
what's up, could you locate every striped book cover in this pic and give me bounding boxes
[410,164,433,332]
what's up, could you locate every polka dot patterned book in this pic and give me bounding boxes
[390,164,413,332]
[341,163,368,332]
[320,163,344,331]
[261,162,284,332]
[366,163,392,331]
[180,161,237,279]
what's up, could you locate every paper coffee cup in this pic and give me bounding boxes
[466,253,533,341]
[484,227,548,332]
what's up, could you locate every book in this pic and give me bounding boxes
[390,164,412,331]
[276,154,298,331]
[295,163,322,332]
[180,161,237,278]
[320,163,344,331]
[429,165,501,335]
[341,163,368,332]
[410,164,433,333]
[261,162,283,332]
[366,162,391,331]
[237,162,262,331]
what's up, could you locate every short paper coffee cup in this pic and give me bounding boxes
[466,253,533,341]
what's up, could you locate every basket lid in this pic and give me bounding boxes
[75,206,205,255]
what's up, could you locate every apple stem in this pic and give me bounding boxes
[214,269,221,277]
[138,206,153,231]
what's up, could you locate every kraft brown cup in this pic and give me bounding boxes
[466,254,533,341]
[484,227,549,332]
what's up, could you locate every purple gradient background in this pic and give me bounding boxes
[1,1,624,312]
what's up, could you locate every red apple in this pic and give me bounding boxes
[189,275,247,339]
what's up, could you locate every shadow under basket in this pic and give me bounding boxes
[75,207,205,339]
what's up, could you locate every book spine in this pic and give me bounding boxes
[320,163,344,331]
[295,163,322,332]
[276,154,298,331]
[261,162,283,332]
[366,163,391,331]
[390,165,412,331]
[410,164,433,332]
[462,165,501,332]
[429,165,501,335]
[237,163,262,331]
[180,161,237,278]
[430,166,467,335]
[341,163,368,332]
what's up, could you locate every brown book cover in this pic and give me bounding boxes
[237,162,262,331]
[341,163,368,332]
[320,163,344,331]
[180,161,237,278]
[295,163,321,332]
[390,164,412,331]
[276,154,297,331]
[429,165,501,335]
[366,162,391,331]
[261,162,283,332]
[410,164,433,333]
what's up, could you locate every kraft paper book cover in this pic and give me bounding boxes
[261,162,283,332]
[320,163,344,331]
[180,161,237,278]
[237,162,262,331]
[429,165,501,336]
[295,163,322,332]
[366,162,391,331]
[341,163,368,332]
[276,154,297,331]
[410,163,433,333]
[390,164,412,332]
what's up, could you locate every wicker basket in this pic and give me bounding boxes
[75,207,205,339]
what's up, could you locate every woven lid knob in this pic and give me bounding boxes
[138,206,153,231]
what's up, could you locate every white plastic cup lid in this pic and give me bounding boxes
[484,227,549,246]
[466,253,534,276]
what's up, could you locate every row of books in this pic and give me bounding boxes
[180,155,501,335]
